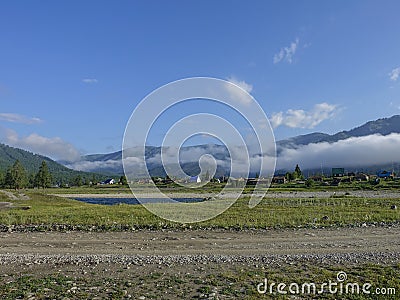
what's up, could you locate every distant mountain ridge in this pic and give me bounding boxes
[277,115,400,148]
[63,115,400,176]
[67,144,230,177]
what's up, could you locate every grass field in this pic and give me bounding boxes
[1,188,399,229]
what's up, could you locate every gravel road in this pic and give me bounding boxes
[1,226,399,264]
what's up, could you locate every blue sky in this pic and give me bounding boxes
[1,0,400,161]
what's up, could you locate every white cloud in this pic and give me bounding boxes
[270,102,337,129]
[277,133,400,170]
[273,38,299,64]
[1,129,81,162]
[66,159,123,172]
[82,78,98,84]
[225,77,253,105]
[389,67,400,81]
[0,113,42,124]
[227,77,253,94]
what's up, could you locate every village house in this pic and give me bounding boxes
[101,178,115,185]
[355,173,369,181]
[272,176,286,184]
[377,170,395,179]
[189,176,201,183]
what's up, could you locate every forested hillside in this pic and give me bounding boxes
[0,143,107,185]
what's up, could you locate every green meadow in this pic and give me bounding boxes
[1,189,399,230]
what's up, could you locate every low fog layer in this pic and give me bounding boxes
[276,133,400,170]
[65,133,400,176]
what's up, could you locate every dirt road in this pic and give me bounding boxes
[0,226,399,257]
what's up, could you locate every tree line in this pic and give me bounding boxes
[0,160,52,189]
[285,164,304,181]
[0,159,126,189]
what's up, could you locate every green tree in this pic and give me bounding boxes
[294,164,302,179]
[0,171,4,188]
[58,178,65,188]
[305,178,315,188]
[73,175,83,187]
[4,168,13,188]
[36,161,52,188]
[28,173,36,188]
[90,174,98,186]
[119,175,128,185]
[285,171,295,182]
[8,160,27,189]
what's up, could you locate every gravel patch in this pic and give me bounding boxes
[1,252,399,268]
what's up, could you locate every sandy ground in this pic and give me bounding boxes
[0,190,30,201]
[0,202,12,209]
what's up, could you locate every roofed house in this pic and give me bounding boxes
[310,175,323,182]
[355,173,369,181]
[332,168,345,178]
[163,177,174,184]
[189,176,201,183]
[377,170,394,179]
[102,178,115,185]
[246,178,271,186]
[272,176,286,184]
[228,177,245,187]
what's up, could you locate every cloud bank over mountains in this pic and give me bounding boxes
[65,115,400,175]
[2,109,400,176]
[276,133,400,170]
[65,133,400,176]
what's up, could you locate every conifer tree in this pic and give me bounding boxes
[36,161,52,188]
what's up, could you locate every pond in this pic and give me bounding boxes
[72,197,205,206]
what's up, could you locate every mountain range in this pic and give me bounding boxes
[277,115,400,149]
[63,115,400,177]
[63,144,231,178]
